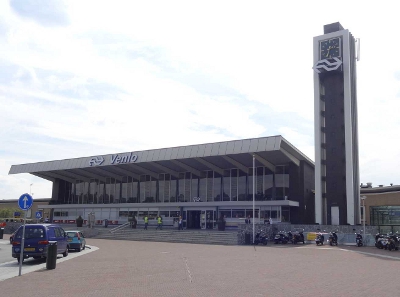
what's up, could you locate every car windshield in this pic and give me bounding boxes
[16,227,45,239]
[66,232,77,238]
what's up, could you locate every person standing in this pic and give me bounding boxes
[245,215,251,224]
[144,215,148,230]
[178,216,183,230]
[156,215,163,230]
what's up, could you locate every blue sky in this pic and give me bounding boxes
[1,0,400,200]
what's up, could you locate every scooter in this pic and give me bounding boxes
[329,231,338,246]
[274,231,289,244]
[315,232,325,246]
[356,231,363,247]
[375,233,386,249]
[292,231,305,244]
[387,233,399,251]
[254,231,268,245]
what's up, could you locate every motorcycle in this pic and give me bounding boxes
[254,231,268,246]
[387,233,400,251]
[292,231,305,244]
[375,233,387,249]
[315,232,325,246]
[329,231,338,246]
[356,231,363,247]
[287,231,293,243]
[274,231,290,244]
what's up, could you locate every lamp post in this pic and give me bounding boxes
[361,196,366,244]
[252,154,255,244]
[30,183,33,196]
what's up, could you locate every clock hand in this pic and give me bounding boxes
[325,46,331,58]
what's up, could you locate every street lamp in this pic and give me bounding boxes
[361,196,367,244]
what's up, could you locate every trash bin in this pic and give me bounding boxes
[245,233,251,245]
[0,228,4,239]
[46,241,57,270]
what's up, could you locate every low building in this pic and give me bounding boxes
[0,198,51,221]
[8,136,315,228]
[360,184,400,233]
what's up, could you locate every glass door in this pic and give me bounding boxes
[201,210,206,229]
[206,210,213,229]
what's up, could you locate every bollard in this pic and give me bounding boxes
[46,241,57,270]
[245,233,251,245]
[0,228,4,239]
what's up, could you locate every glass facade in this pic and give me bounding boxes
[58,166,291,205]
[371,206,400,226]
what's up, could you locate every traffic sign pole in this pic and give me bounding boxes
[17,193,33,277]
[18,211,27,276]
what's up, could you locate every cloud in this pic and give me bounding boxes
[1,0,400,201]
[9,0,69,27]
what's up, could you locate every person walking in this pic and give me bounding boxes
[178,216,183,230]
[245,215,251,224]
[156,215,163,230]
[144,215,148,230]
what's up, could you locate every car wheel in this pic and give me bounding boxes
[63,247,69,257]
[82,244,86,250]
[17,257,24,263]
[78,244,82,252]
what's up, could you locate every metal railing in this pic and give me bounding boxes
[109,222,130,234]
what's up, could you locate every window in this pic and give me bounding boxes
[17,227,44,239]
[53,211,69,217]
[159,211,170,217]
[54,228,61,237]
[219,210,232,218]
[232,209,245,218]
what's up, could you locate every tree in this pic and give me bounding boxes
[0,207,21,219]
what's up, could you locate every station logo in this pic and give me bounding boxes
[89,153,138,166]
[89,156,104,166]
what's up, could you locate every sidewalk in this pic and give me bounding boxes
[0,242,98,282]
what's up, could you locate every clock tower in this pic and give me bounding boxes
[313,22,360,225]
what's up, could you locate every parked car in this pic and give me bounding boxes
[66,231,86,252]
[11,224,69,263]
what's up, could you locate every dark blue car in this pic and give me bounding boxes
[12,224,69,263]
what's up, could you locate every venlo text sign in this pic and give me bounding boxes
[89,152,138,166]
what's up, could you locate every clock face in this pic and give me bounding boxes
[320,37,341,59]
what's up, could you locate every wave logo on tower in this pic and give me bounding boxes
[89,153,138,166]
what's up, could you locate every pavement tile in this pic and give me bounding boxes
[0,239,400,297]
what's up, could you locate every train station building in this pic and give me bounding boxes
[8,136,315,229]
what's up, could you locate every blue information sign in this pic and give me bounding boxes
[35,211,42,219]
[18,193,33,211]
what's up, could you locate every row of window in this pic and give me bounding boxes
[55,167,290,205]
[52,206,289,221]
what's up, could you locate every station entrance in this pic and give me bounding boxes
[186,209,216,229]
[187,210,201,229]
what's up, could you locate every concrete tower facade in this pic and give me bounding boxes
[313,22,360,225]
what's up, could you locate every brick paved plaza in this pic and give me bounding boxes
[1,238,399,297]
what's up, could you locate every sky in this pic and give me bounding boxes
[1,0,400,200]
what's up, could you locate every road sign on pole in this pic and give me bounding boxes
[18,193,33,211]
[35,211,42,219]
[17,193,33,276]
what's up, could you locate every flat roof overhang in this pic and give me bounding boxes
[9,136,314,183]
